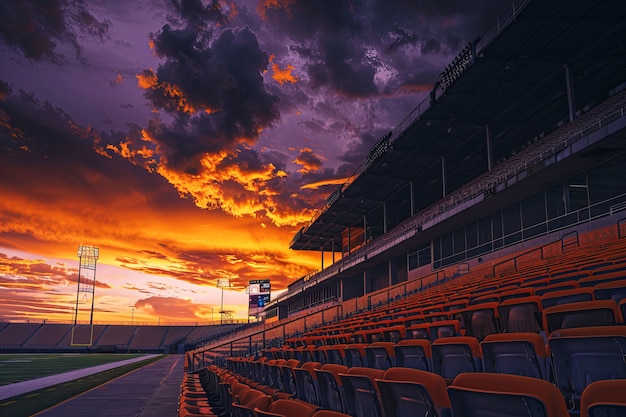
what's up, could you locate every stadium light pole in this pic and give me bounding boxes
[216,278,230,325]
[71,244,99,347]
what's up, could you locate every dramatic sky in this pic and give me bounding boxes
[0,0,510,324]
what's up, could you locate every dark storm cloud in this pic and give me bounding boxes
[0,79,11,101]
[0,0,111,63]
[306,33,378,98]
[336,130,384,176]
[140,24,280,172]
[294,147,323,173]
[261,0,511,96]
[168,0,232,29]
[0,86,202,243]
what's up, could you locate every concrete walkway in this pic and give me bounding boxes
[32,355,184,417]
[0,354,161,401]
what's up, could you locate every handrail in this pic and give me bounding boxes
[561,230,579,252]
[619,218,626,239]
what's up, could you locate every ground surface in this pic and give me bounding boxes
[0,353,145,385]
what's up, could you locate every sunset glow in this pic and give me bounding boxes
[0,0,511,323]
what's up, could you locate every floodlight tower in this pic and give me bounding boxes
[216,278,230,325]
[71,244,99,346]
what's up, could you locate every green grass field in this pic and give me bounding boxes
[0,353,164,417]
[0,353,146,385]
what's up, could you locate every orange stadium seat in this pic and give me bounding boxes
[480,332,549,380]
[278,359,301,396]
[580,379,626,417]
[548,326,626,414]
[376,367,451,417]
[344,343,368,368]
[405,323,431,340]
[540,287,594,309]
[231,389,273,417]
[381,324,406,343]
[533,280,579,297]
[315,364,348,413]
[447,373,570,417]
[456,303,500,340]
[365,341,396,370]
[339,367,384,417]
[394,339,432,372]
[593,279,626,303]
[254,399,317,417]
[292,362,322,406]
[432,336,482,383]
[311,411,352,417]
[498,296,543,333]
[542,300,622,333]
[325,344,347,366]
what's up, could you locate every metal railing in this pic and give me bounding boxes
[281,98,626,304]
[299,0,532,234]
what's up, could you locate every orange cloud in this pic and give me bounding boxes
[136,69,204,114]
[294,147,324,174]
[301,176,349,190]
[269,54,299,85]
[135,296,214,321]
[0,83,324,323]
[150,148,312,226]
[257,0,294,20]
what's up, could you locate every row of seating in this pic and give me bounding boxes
[186,226,626,417]
[228,325,626,415]
[279,296,625,352]
[281,258,626,349]
[200,359,626,417]
[178,364,347,417]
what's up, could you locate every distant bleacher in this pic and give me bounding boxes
[0,322,247,354]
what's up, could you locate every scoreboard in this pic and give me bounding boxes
[249,279,271,309]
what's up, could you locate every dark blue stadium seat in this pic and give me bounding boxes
[405,323,431,340]
[377,367,451,417]
[548,326,626,414]
[448,373,570,417]
[365,342,395,370]
[292,362,322,406]
[344,344,368,368]
[315,364,348,413]
[593,279,626,304]
[580,379,626,417]
[432,336,482,382]
[498,296,543,333]
[326,344,347,366]
[540,288,594,309]
[480,332,549,380]
[278,359,300,395]
[339,367,384,417]
[394,339,432,371]
[457,303,500,340]
[254,398,317,417]
[542,300,621,333]
[231,389,272,417]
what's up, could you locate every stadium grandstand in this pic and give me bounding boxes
[0,322,246,354]
[181,1,626,417]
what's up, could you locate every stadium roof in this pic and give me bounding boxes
[290,0,626,252]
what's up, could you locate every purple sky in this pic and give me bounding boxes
[0,0,512,322]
